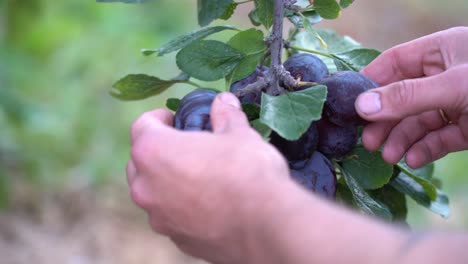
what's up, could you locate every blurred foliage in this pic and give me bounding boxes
[0,0,207,196]
[0,0,467,228]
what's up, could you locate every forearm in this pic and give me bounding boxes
[244,180,468,264]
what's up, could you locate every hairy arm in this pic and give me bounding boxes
[248,180,468,264]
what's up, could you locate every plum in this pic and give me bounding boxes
[174,89,217,131]
[319,71,378,126]
[283,53,329,85]
[270,122,319,162]
[290,151,337,199]
[317,118,357,159]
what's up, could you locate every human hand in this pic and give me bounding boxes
[355,27,468,168]
[126,92,290,264]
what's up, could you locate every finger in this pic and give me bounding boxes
[361,121,397,151]
[210,92,251,134]
[381,111,446,164]
[130,109,175,145]
[405,121,468,168]
[126,159,138,185]
[361,30,445,86]
[356,65,468,121]
[130,177,155,209]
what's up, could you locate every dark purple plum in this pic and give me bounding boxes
[283,53,329,85]
[230,66,268,105]
[290,151,337,199]
[174,89,217,131]
[317,118,357,159]
[270,122,319,162]
[319,71,378,126]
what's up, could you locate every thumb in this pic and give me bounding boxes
[210,92,250,133]
[355,66,467,121]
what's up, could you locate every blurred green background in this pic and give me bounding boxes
[0,0,467,263]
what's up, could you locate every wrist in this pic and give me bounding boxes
[240,178,308,264]
[240,178,409,264]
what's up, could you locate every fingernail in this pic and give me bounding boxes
[357,92,381,115]
[219,92,241,108]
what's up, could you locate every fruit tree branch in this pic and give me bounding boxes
[233,77,269,97]
[266,0,286,95]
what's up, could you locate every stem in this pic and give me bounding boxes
[268,0,286,95]
[288,45,334,59]
[233,77,269,97]
[184,80,202,88]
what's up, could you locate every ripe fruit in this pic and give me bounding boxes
[290,151,337,199]
[319,71,378,126]
[174,89,217,131]
[283,53,329,84]
[317,118,358,159]
[230,66,268,105]
[270,122,319,162]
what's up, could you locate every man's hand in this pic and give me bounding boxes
[355,27,468,168]
[127,92,290,263]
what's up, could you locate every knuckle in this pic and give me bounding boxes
[425,132,446,161]
[448,26,468,35]
[130,112,152,141]
[130,178,153,209]
[447,67,468,110]
[130,141,148,164]
[393,80,415,107]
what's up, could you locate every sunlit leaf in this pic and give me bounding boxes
[176,40,244,81]
[141,26,237,56]
[198,0,234,26]
[260,86,327,140]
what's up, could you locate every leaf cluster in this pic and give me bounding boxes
[99,0,450,223]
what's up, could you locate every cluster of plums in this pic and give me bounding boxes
[174,53,378,199]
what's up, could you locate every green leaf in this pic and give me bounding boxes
[370,185,407,222]
[171,72,191,82]
[220,2,238,20]
[335,181,356,208]
[397,161,437,200]
[286,10,322,28]
[141,26,237,57]
[341,148,393,190]
[398,161,434,181]
[110,74,182,101]
[166,98,181,112]
[302,16,327,49]
[340,0,354,8]
[333,48,381,72]
[198,0,234,27]
[248,8,262,26]
[254,0,274,29]
[291,29,361,72]
[295,0,313,8]
[251,119,272,141]
[260,86,327,140]
[342,169,392,221]
[313,0,342,19]
[176,40,245,81]
[390,173,450,218]
[226,29,266,85]
[242,103,261,121]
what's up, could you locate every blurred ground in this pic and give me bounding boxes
[0,183,207,264]
[1,0,468,263]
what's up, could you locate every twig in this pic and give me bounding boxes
[267,0,286,95]
[233,77,269,97]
